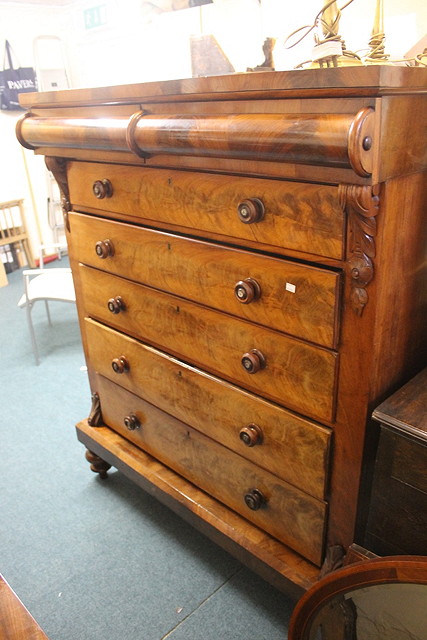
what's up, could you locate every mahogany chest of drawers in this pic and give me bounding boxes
[17,67,427,597]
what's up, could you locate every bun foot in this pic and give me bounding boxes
[85,449,111,479]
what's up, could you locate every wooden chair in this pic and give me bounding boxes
[0,199,35,272]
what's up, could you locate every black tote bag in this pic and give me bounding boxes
[0,40,37,110]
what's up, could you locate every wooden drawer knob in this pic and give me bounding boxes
[95,239,114,259]
[239,423,263,447]
[123,414,140,431]
[237,198,265,224]
[234,278,261,304]
[93,179,113,199]
[111,356,129,374]
[107,296,126,314]
[241,349,266,374]
[244,488,266,511]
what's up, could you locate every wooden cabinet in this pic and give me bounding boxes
[0,575,50,640]
[365,368,427,556]
[17,67,427,598]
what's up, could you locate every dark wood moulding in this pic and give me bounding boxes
[17,66,427,109]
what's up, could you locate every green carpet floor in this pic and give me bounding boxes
[0,262,294,639]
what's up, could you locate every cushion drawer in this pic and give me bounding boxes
[80,269,338,423]
[85,318,331,499]
[68,162,344,260]
[94,373,327,566]
[70,212,341,348]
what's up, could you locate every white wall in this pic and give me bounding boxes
[61,0,263,87]
[0,2,70,256]
[0,0,426,260]
[61,0,427,86]
[263,0,427,69]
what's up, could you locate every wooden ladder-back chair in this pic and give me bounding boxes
[0,199,35,271]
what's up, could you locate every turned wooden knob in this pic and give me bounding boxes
[93,179,113,199]
[111,356,129,374]
[239,423,263,447]
[95,239,114,259]
[241,349,266,374]
[244,488,266,511]
[124,414,140,431]
[234,278,261,304]
[107,296,125,314]
[237,198,265,224]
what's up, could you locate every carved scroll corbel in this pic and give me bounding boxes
[45,156,71,231]
[339,184,380,316]
[88,392,103,427]
[320,544,345,578]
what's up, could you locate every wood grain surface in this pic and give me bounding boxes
[0,575,49,640]
[70,212,341,348]
[76,418,321,596]
[373,367,427,438]
[19,66,427,109]
[80,272,338,423]
[94,374,327,565]
[17,66,427,594]
[68,162,345,261]
[84,322,331,499]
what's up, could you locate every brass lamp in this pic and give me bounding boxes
[310,0,363,67]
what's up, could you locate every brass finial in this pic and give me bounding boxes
[365,0,390,63]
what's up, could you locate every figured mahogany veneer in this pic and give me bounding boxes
[18,109,374,174]
[80,272,338,423]
[75,417,319,598]
[84,318,331,499]
[70,212,341,349]
[16,67,427,598]
[68,162,345,261]
[94,374,327,565]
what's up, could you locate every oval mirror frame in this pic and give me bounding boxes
[288,555,427,640]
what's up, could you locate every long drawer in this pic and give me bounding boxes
[85,318,331,499]
[80,270,338,423]
[68,162,345,260]
[94,373,327,566]
[70,212,341,348]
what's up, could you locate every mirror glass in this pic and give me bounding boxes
[309,583,427,640]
